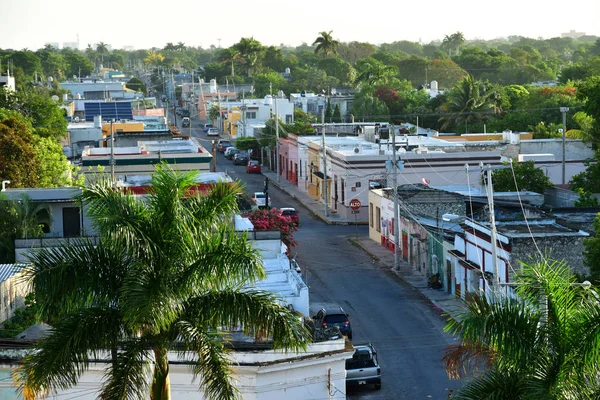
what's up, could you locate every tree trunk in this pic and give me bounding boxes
[151,346,171,400]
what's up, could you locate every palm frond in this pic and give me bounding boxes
[452,369,530,400]
[442,342,495,380]
[24,239,128,320]
[18,307,124,397]
[183,289,310,351]
[176,321,237,400]
[99,339,152,400]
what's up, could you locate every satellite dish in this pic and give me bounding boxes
[47,76,54,82]
[422,178,430,185]
[51,95,59,102]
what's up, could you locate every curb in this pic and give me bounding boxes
[264,173,350,226]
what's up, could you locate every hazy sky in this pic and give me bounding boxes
[1,0,599,50]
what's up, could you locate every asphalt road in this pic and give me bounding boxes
[184,117,461,399]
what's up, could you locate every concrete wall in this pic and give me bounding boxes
[0,270,29,324]
[519,139,594,161]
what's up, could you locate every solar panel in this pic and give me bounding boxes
[84,102,133,122]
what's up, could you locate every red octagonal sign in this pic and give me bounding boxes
[349,198,362,211]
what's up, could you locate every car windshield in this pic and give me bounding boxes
[249,161,259,166]
[346,359,376,369]
[325,315,346,324]
[282,210,297,215]
[255,194,265,199]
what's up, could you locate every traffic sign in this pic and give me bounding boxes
[351,210,360,214]
[349,198,361,211]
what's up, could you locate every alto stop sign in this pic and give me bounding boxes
[349,198,362,211]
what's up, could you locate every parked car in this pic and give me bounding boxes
[252,192,271,208]
[217,139,231,152]
[313,306,352,340]
[207,127,220,136]
[203,124,214,132]
[280,207,299,225]
[181,117,190,127]
[346,343,381,390]
[233,153,249,165]
[224,147,239,160]
[181,109,190,117]
[246,160,261,174]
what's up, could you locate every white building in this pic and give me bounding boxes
[0,338,350,399]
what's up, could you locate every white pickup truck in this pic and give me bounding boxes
[346,343,381,390]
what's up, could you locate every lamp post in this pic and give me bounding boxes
[110,119,115,183]
[275,94,280,183]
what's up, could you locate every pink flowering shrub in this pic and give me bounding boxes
[245,208,298,249]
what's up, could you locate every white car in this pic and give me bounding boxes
[252,192,271,208]
[207,128,220,136]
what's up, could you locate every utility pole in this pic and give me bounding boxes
[211,140,217,172]
[275,95,280,182]
[560,107,569,185]
[392,124,400,270]
[482,163,500,291]
[110,119,115,183]
[322,105,329,217]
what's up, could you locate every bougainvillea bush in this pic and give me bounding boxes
[245,208,298,249]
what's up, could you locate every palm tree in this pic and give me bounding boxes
[444,258,600,399]
[16,165,309,400]
[313,31,340,58]
[450,32,465,56]
[176,41,186,52]
[439,74,502,132]
[219,47,243,77]
[355,57,398,87]
[233,37,263,77]
[96,42,108,64]
[0,194,50,263]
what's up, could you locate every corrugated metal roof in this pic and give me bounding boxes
[0,264,29,282]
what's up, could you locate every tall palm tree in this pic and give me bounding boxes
[233,37,263,77]
[313,31,340,58]
[443,258,600,399]
[450,32,465,56]
[219,47,243,77]
[96,42,108,64]
[439,74,502,132]
[176,41,186,52]
[16,165,309,400]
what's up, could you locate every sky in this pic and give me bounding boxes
[1,0,599,51]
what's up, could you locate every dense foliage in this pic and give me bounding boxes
[491,160,553,194]
[245,208,298,250]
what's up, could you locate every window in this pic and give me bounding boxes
[376,207,381,232]
[246,111,256,119]
[370,203,374,227]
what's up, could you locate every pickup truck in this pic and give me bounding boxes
[346,343,381,390]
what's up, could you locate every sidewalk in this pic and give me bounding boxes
[262,169,465,322]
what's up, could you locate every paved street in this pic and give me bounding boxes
[180,118,462,398]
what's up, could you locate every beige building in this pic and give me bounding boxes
[0,264,30,324]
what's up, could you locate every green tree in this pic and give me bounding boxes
[439,74,502,132]
[444,258,600,399]
[33,136,82,187]
[324,100,333,121]
[0,110,40,188]
[576,76,600,146]
[350,92,389,122]
[233,37,264,77]
[584,214,600,282]
[333,104,342,123]
[312,31,340,58]
[17,165,308,399]
[0,194,50,263]
[492,160,553,193]
[125,77,146,94]
[96,42,108,64]
[317,58,356,87]
[218,47,243,77]
[355,57,398,87]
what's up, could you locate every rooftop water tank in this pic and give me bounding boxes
[209,79,217,94]
[430,80,438,91]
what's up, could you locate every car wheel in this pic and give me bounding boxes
[375,382,381,390]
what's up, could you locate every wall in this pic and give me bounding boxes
[0,270,29,324]
[0,340,350,400]
[520,139,594,161]
[510,235,588,277]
